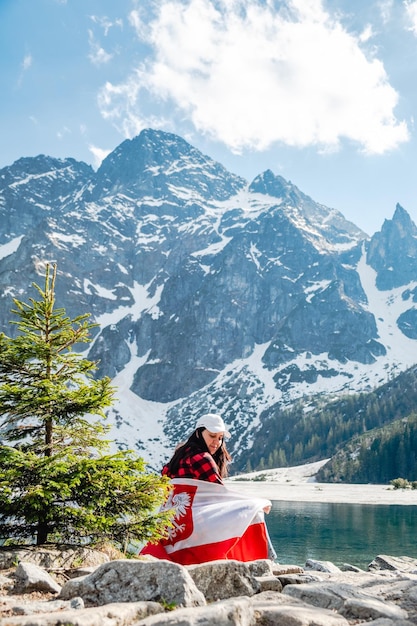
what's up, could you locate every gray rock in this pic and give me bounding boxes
[406,585,417,603]
[272,564,304,575]
[368,555,417,573]
[343,595,408,620]
[59,559,206,608]
[66,565,100,579]
[340,563,364,572]
[134,596,255,626]
[0,600,164,626]
[0,573,14,592]
[186,559,260,601]
[252,600,350,625]
[255,575,282,592]
[14,562,61,594]
[366,617,415,626]
[305,558,342,573]
[283,581,409,621]
[246,558,274,576]
[278,573,325,586]
[3,596,84,616]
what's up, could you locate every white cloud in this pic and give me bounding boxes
[404,0,417,35]
[57,126,71,140]
[88,29,113,66]
[90,15,123,37]
[22,54,32,71]
[359,24,373,43]
[377,0,394,24]
[89,144,111,168]
[98,0,409,155]
[98,74,170,138]
[129,9,147,39]
[17,53,33,87]
[98,76,143,136]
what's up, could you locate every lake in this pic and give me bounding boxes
[267,501,417,569]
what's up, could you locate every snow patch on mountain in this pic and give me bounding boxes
[107,347,174,470]
[0,235,23,260]
[94,281,164,328]
[357,247,417,371]
[49,232,86,249]
[84,279,118,301]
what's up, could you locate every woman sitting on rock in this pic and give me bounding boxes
[140,413,276,565]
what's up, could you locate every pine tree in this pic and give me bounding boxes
[0,265,172,547]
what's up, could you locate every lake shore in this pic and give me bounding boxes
[226,460,417,505]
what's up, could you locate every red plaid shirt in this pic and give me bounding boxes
[162,445,223,484]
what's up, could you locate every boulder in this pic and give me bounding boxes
[14,562,61,595]
[59,559,206,608]
[368,555,417,574]
[283,581,409,621]
[1,601,164,626]
[186,559,260,601]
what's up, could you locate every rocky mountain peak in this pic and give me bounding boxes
[92,128,246,201]
[249,169,298,201]
[0,155,93,244]
[391,202,417,232]
[367,204,417,289]
[0,155,92,191]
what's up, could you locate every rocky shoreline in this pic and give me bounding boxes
[1,546,417,625]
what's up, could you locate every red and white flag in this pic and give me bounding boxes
[141,478,272,565]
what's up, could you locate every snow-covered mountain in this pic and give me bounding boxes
[1,129,416,471]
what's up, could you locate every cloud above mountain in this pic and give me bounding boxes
[98,0,409,155]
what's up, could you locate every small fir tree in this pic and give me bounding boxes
[0,264,172,547]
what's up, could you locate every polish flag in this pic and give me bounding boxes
[141,478,272,565]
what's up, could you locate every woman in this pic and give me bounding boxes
[161,413,231,484]
[141,413,276,565]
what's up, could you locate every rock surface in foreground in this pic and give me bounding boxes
[1,547,417,625]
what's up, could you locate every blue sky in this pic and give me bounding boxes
[2,0,417,235]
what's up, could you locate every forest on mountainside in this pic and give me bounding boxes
[238,364,417,484]
[316,413,417,483]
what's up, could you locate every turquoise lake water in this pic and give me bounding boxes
[267,501,417,569]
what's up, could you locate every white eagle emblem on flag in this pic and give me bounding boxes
[161,483,197,544]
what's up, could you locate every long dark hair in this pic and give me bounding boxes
[165,427,232,478]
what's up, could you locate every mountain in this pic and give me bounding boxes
[243,362,417,475]
[313,363,417,483]
[1,129,417,472]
